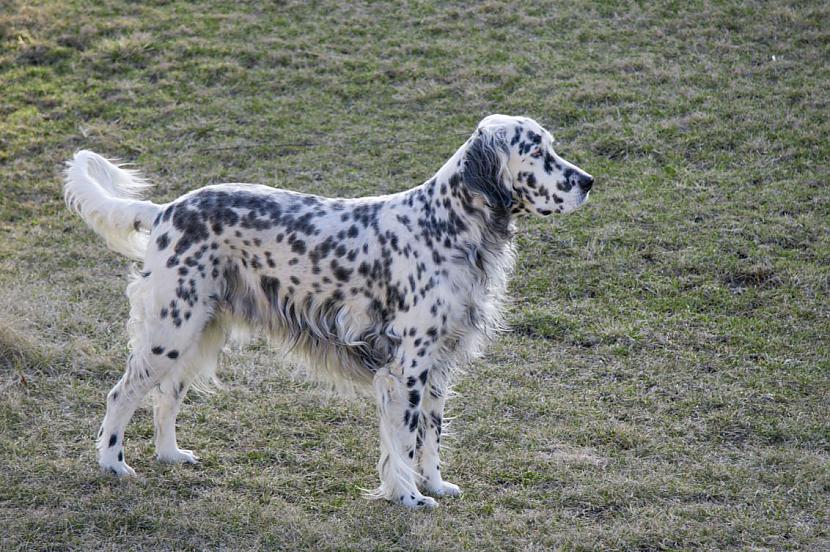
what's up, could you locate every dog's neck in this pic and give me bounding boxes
[407,143,515,248]
[401,144,516,313]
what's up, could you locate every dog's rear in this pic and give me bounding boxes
[65,152,218,473]
[64,151,161,260]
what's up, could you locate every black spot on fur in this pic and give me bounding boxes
[431,411,443,435]
[544,152,558,175]
[172,207,210,256]
[151,346,165,355]
[261,275,281,297]
[108,434,117,447]
[331,261,353,282]
[291,240,307,255]
[166,350,179,359]
[558,168,575,192]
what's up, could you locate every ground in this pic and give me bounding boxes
[1,1,828,550]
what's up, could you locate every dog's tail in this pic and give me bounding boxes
[64,150,162,260]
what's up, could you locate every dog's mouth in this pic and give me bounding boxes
[554,191,590,215]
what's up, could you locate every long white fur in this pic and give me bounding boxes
[64,150,160,259]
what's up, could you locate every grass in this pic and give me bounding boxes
[1,0,828,549]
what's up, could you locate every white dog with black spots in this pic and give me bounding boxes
[64,114,593,508]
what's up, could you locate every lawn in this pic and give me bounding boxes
[1,1,828,550]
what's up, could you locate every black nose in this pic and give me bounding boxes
[579,174,594,192]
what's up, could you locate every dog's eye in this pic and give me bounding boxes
[530,148,543,158]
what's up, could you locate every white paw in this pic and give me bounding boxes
[101,461,136,477]
[397,492,438,509]
[424,480,462,497]
[157,448,199,464]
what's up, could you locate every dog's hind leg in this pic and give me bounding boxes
[97,268,218,476]
[96,352,166,476]
[152,377,196,465]
[153,321,225,464]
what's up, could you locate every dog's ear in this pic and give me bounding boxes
[462,127,513,213]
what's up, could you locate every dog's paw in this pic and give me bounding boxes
[396,492,438,509]
[423,480,461,497]
[157,448,199,464]
[101,462,136,477]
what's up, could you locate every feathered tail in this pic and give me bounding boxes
[64,150,162,260]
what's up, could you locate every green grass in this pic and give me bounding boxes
[1,0,828,549]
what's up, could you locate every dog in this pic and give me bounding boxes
[64,114,593,508]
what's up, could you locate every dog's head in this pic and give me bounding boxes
[463,114,593,217]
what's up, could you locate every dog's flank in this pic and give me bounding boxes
[63,114,593,509]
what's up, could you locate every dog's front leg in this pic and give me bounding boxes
[367,363,437,509]
[417,366,461,498]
